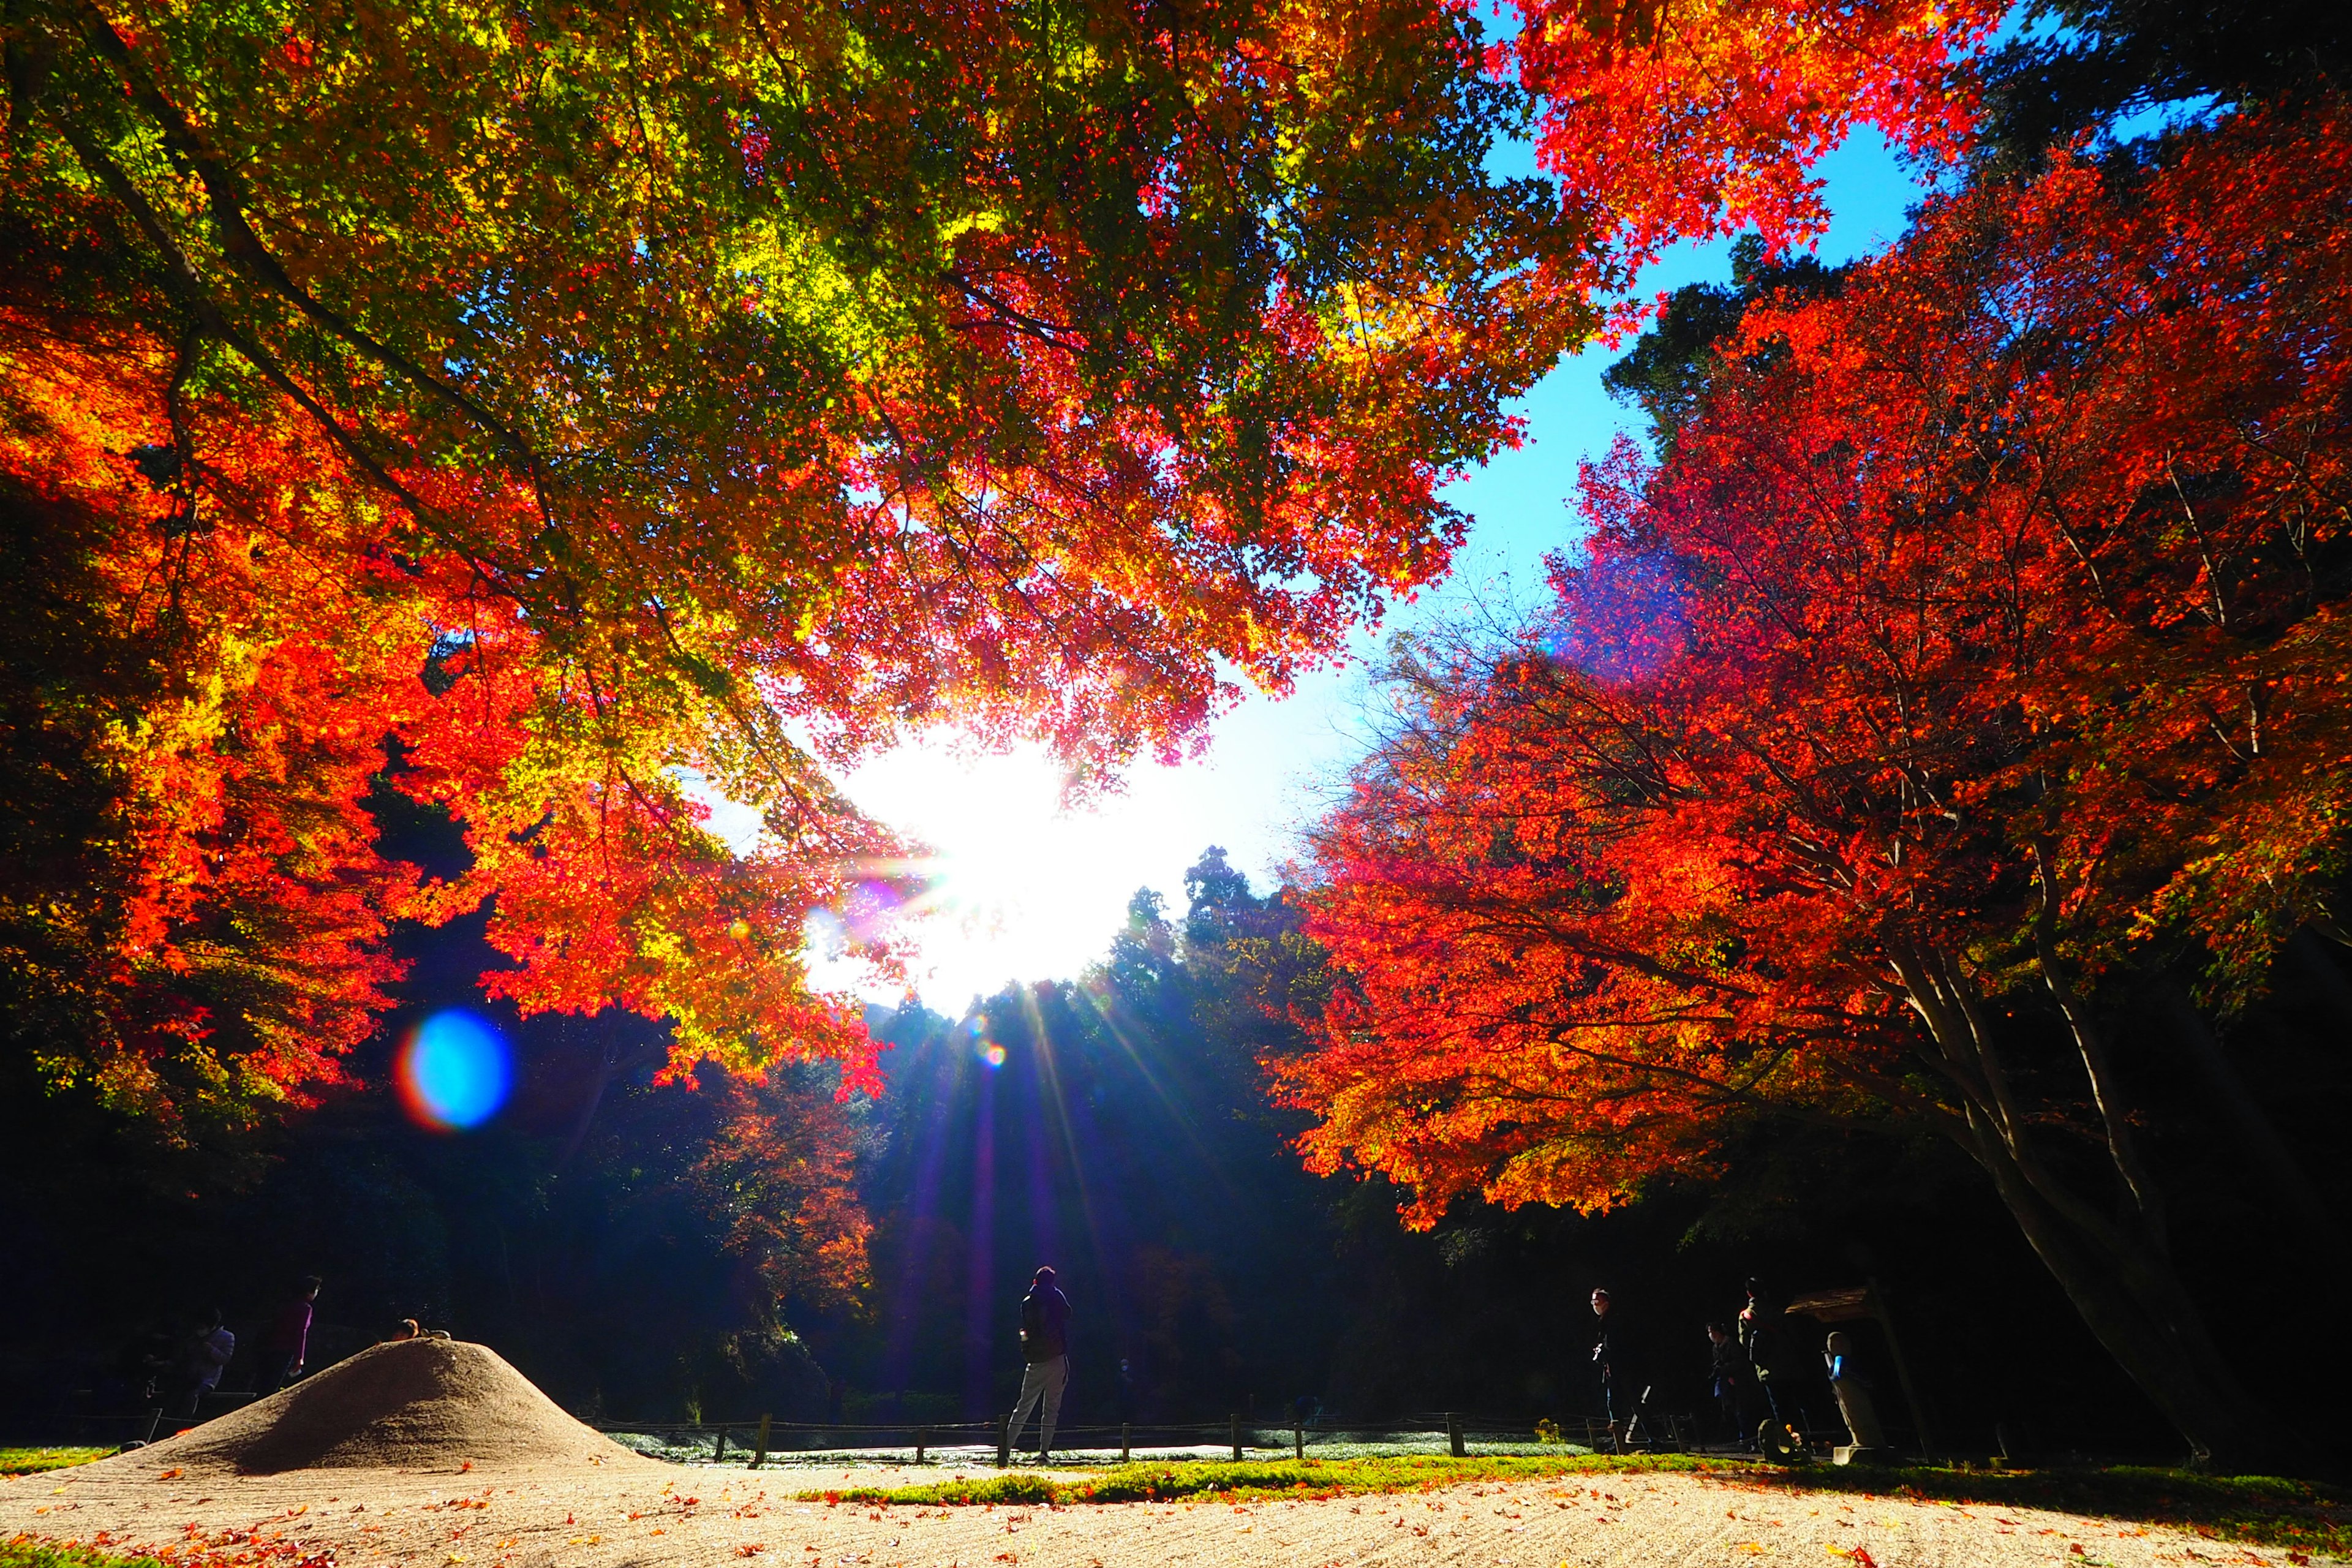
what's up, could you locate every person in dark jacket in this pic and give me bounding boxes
[1706,1322,1752,1447]
[1590,1288,1635,1450]
[174,1309,236,1417]
[258,1276,322,1395]
[1008,1265,1072,1460]
[1738,1278,1785,1424]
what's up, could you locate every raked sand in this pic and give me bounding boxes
[2,1455,2297,1568]
[1,1344,2295,1567]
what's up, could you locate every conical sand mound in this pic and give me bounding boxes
[123,1338,654,1476]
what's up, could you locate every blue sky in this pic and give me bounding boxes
[808,129,1939,1009]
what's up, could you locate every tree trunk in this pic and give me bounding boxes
[554,1013,663,1172]
[1961,1109,2269,1466]
[1890,937,2271,1466]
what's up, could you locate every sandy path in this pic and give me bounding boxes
[2,1456,2295,1568]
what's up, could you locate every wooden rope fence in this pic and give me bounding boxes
[590,1410,1705,1468]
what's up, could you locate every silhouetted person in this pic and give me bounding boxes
[1117,1357,1139,1424]
[259,1276,322,1394]
[1738,1278,1787,1431]
[1008,1265,1071,1461]
[176,1309,235,1418]
[1706,1323,1752,1447]
[1590,1287,1634,1450]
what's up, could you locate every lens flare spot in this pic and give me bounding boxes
[842,880,903,943]
[396,1011,511,1130]
[802,905,848,961]
[980,1041,1007,1068]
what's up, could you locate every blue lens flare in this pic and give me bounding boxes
[395,1010,511,1130]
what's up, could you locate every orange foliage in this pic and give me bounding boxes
[0,322,421,1130]
[1284,101,2352,1220]
[1511,0,2002,282]
[5,0,1599,1121]
[1281,103,2352,1454]
[689,1070,873,1316]
[1,0,1999,1131]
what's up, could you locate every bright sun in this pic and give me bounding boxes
[693,663,1370,1009]
[811,744,1179,1007]
[701,738,1254,1010]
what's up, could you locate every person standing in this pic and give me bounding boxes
[176,1309,236,1418]
[258,1276,322,1395]
[1706,1323,1752,1448]
[1738,1279,1785,1428]
[1007,1265,1072,1461]
[1115,1357,1139,1425]
[1589,1288,1634,1452]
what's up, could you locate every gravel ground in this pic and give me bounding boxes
[1,1453,2297,1568]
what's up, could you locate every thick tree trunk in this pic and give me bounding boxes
[554,1014,663,1172]
[1889,936,2271,1465]
[1961,1110,2269,1465]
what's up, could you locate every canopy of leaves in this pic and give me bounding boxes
[1,0,1591,1121]
[1286,97,2352,1220]
[1280,99,2352,1459]
[0,0,1999,1128]
[1598,232,1847,454]
[1509,0,2000,278]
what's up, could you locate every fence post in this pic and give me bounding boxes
[1120,1423,1131,1463]
[1448,1412,1465,1458]
[714,1426,729,1462]
[915,1426,927,1464]
[1230,1414,1242,1462]
[998,1414,1012,1468]
[750,1413,770,1470]
[1293,1423,1303,1461]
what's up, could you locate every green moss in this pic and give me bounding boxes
[798,1451,1706,1506]
[2,1541,173,1568]
[0,1451,113,1477]
[797,1453,2352,1558]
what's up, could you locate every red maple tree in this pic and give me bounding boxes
[688,1067,874,1318]
[1281,102,2352,1461]
[7,0,1575,1125]
[2,0,1997,1134]
[1513,0,1999,279]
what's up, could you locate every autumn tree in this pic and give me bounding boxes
[1280,103,2352,1463]
[1507,0,1998,273]
[687,1062,873,1323]
[1597,232,1847,454]
[0,352,423,1134]
[0,0,1998,1128]
[1,0,1577,1120]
